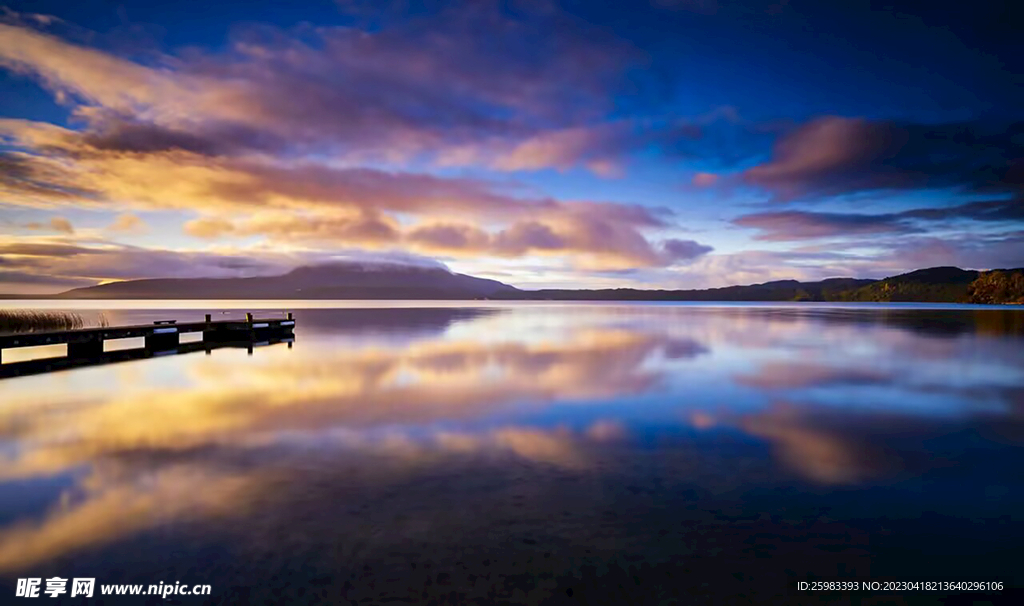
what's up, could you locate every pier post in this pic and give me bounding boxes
[203,314,224,344]
[145,329,179,350]
[68,338,104,358]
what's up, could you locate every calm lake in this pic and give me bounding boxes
[1,302,1022,604]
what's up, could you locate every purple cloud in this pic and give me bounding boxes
[661,238,714,260]
[743,117,1024,202]
[734,200,1023,241]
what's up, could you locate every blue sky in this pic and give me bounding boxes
[0,0,1021,292]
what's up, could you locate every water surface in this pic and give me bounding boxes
[1,303,1022,604]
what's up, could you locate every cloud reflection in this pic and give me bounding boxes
[0,464,262,571]
[1,305,1023,571]
[0,326,691,481]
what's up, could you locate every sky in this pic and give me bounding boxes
[0,0,1021,293]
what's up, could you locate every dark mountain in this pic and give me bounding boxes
[52,264,1024,303]
[493,277,876,302]
[57,262,519,299]
[499,268,1023,304]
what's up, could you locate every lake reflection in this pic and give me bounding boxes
[1,304,1022,603]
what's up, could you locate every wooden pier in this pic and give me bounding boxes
[0,313,295,375]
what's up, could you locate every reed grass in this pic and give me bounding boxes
[0,310,109,333]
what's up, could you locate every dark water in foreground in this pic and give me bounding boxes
[1,303,1023,605]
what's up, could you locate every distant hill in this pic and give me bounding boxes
[57,262,519,300]
[493,277,876,302]
[50,263,1024,303]
[965,269,1024,304]
[832,267,982,303]
[832,267,1024,303]
[495,267,1024,304]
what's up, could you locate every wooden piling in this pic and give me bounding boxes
[145,326,179,350]
[67,338,104,358]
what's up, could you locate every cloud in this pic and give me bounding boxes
[691,172,719,187]
[81,120,283,157]
[461,123,636,177]
[106,213,147,234]
[0,241,95,257]
[0,270,94,288]
[879,232,1024,272]
[900,199,1024,222]
[407,223,491,253]
[734,199,1023,241]
[0,149,97,202]
[185,213,401,245]
[0,14,732,282]
[674,249,884,288]
[23,216,75,234]
[679,230,1024,287]
[734,210,913,240]
[0,115,699,273]
[188,210,710,271]
[661,238,714,261]
[401,218,711,268]
[0,235,308,292]
[492,221,566,255]
[743,116,1024,201]
[48,216,73,233]
[182,217,236,239]
[0,224,703,294]
[0,5,639,172]
[0,119,552,216]
[0,118,664,220]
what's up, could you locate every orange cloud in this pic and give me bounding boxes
[0,121,701,271]
[106,213,147,234]
[22,216,74,233]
